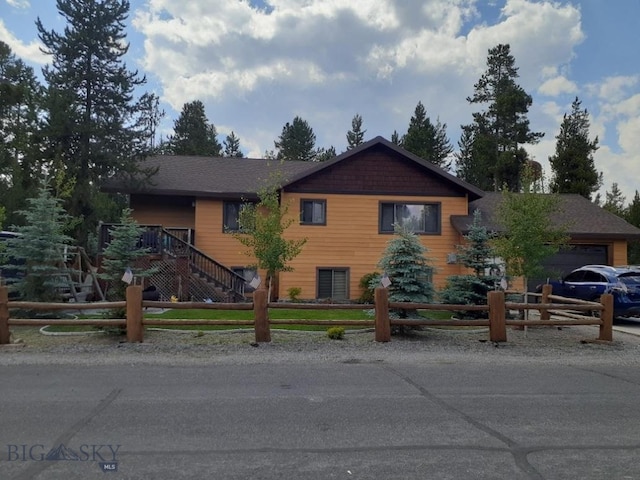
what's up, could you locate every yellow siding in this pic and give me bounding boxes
[131,202,195,229]
[612,240,628,266]
[193,199,256,269]
[279,193,469,300]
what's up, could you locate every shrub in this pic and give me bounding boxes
[287,286,302,302]
[327,326,345,340]
[358,272,379,304]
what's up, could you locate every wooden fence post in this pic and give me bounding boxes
[374,287,390,342]
[489,290,507,342]
[0,286,10,345]
[598,293,613,342]
[540,284,552,321]
[126,285,144,343]
[254,288,271,343]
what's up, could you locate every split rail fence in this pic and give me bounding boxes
[0,284,613,345]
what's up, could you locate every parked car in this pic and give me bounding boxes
[539,265,640,319]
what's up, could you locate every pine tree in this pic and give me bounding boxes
[602,182,626,217]
[465,44,543,191]
[375,224,435,308]
[346,114,366,150]
[167,100,222,156]
[626,191,640,264]
[1,182,74,302]
[99,208,155,301]
[439,210,499,317]
[223,131,243,157]
[275,116,317,161]
[37,0,149,247]
[315,145,336,162]
[401,101,453,169]
[0,41,45,227]
[549,97,601,199]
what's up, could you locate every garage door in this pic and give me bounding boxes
[528,244,608,291]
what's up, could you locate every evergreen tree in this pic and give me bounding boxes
[390,130,400,145]
[315,145,336,162]
[167,100,222,156]
[465,44,543,191]
[99,208,155,301]
[0,41,45,227]
[375,224,435,309]
[37,0,150,247]
[136,92,165,154]
[602,182,626,217]
[439,210,499,317]
[401,101,453,169]
[1,182,74,302]
[626,191,640,264]
[275,116,317,161]
[223,131,243,157]
[549,97,601,199]
[346,114,366,150]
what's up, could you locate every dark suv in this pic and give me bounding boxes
[542,265,640,318]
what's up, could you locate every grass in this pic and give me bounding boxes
[39,307,458,333]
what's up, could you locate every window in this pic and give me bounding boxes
[379,202,440,234]
[317,268,349,300]
[232,267,258,293]
[300,199,326,225]
[223,201,243,232]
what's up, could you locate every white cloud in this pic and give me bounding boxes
[538,76,578,96]
[6,0,30,8]
[0,19,47,64]
[589,75,639,103]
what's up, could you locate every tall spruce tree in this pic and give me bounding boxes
[346,114,366,150]
[37,0,150,248]
[223,131,243,157]
[167,100,222,156]
[0,41,45,226]
[274,116,317,161]
[401,101,453,169]
[464,44,543,191]
[549,97,601,199]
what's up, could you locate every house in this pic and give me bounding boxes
[103,136,640,301]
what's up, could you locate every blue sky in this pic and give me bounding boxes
[1,0,639,203]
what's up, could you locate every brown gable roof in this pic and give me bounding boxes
[103,136,485,201]
[103,156,316,200]
[451,192,640,240]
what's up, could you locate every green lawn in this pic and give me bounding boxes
[40,307,455,333]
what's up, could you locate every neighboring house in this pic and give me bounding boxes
[103,136,640,301]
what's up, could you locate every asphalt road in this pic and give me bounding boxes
[1,359,640,480]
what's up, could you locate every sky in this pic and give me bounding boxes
[1,0,639,203]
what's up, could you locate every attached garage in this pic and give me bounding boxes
[529,244,609,291]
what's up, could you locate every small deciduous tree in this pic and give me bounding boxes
[374,224,435,320]
[233,176,307,301]
[1,182,74,302]
[492,167,569,297]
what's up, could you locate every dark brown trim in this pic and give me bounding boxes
[300,198,327,226]
[316,267,350,300]
[378,201,442,235]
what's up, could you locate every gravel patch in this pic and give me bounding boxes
[2,324,640,367]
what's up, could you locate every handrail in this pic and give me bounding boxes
[161,229,246,302]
